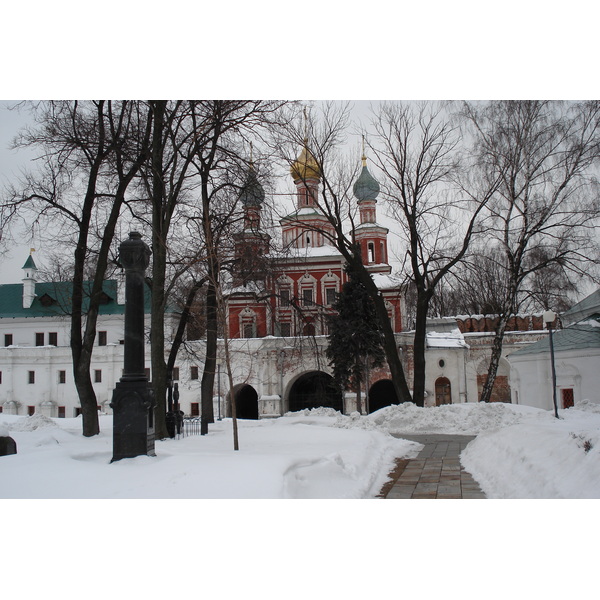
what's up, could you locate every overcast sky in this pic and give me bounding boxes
[2,2,598,283]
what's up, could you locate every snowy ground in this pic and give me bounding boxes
[3,400,598,599]
[2,400,599,499]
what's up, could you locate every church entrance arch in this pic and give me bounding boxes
[288,371,343,413]
[368,379,399,413]
[435,377,452,406]
[230,384,259,419]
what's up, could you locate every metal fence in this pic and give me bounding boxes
[181,417,202,437]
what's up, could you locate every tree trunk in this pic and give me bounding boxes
[200,281,217,424]
[411,293,430,408]
[350,260,412,405]
[150,100,169,439]
[479,313,511,403]
[150,244,168,438]
[355,369,362,415]
[73,344,100,436]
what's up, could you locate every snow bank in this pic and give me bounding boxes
[365,401,545,435]
[8,413,58,432]
[461,403,600,498]
[0,413,418,499]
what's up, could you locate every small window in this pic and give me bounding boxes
[0,370,2,384]
[368,242,375,263]
[0,406,3,413]
[27,406,35,416]
[28,371,35,384]
[325,288,337,306]
[302,323,316,336]
[280,289,291,307]
[58,406,66,418]
[190,366,199,380]
[172,367,179,381]
[439,359,445,368]
[4,334,13,347]
[98,331,107,346]
[302,288,313,306]
[191,402,200,417]
[35,332,44,346]
[59,370,66,384]
[94,369,102,383]
[243,323,255,338]
[280,322,291,337]
[48,332,58,346]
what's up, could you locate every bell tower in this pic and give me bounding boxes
[352,148,391,274]
[233,158,271,285]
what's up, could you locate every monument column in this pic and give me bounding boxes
[110,231,156,461]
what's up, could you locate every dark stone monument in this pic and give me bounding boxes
[110,232,156,462]
[0,435,17,456]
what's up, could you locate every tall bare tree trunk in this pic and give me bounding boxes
[150,100,169,439]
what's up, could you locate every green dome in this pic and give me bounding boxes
[353,164,380,202]
[240,166,265,207]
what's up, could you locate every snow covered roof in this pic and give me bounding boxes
[371,273,401,291]
[227,281,270,296]
[426,329,468,349]
[273,244,343,260]
[509,319,600,357]
[562,288,600,327]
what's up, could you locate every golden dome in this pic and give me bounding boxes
[290,140,321,181]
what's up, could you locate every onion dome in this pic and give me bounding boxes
[353,155,380,201]
[239,164,265,207]
[290,140,321,181]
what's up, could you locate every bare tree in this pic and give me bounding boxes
[272,102,413,405]
[2,101,152,436]
[463,100,600,403]
[369,101,499,407]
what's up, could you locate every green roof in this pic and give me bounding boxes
[0,280,152,318]
[509,319,600,357]
[353,165,380,202]
[22,255,37,270]
[562,288,600,326]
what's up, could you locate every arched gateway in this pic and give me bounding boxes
[368,379,399,413]
[288,371,343,413]
[229,384,259,420]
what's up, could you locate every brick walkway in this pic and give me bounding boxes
[378,434,486,499]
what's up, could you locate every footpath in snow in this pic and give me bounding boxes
[1,400,599,499]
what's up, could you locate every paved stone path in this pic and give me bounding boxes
[378,434,486,499]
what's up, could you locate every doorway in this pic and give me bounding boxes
[288,371,343,413]
[368,379,399,413]
[435,377,452,406]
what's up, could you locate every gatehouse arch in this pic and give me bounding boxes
[228,384,259,419]
[368,379,399,413]
[287,371,343,413]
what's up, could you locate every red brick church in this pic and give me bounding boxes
[226,141,404,342]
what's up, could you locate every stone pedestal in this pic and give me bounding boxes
[110,232,155,462]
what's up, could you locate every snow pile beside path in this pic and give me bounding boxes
[574,399,600,414]
[365,401,547,435]
[0,413,418,499]
[461,405,600,498]
[9,413,59,432]
[284,407,340,417]
[335,411,388,432]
